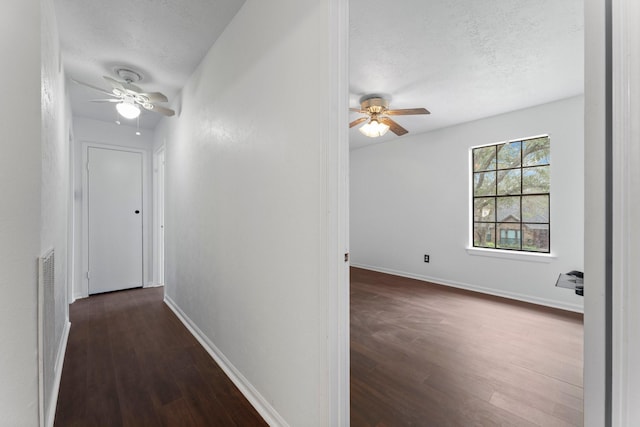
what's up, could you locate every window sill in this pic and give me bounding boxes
[465,247,556,263]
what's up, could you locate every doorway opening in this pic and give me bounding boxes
[347,0,586,424]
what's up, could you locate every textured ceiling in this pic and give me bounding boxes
[349,0,584,149]
[55,0,583,142]
[55,0,246,129]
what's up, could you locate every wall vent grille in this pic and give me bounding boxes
[38,248,55,426]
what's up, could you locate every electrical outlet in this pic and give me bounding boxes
[424,254,430,263]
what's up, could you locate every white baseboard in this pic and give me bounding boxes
[351,263,584,313]
[163,296,288,427]
[47,320,71,427]
[144,282,164,288]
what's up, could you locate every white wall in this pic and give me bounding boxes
[41,0,72,423]
[0,1,70,425]
[351,96,585,312]
[0,3,42,425]
[71,117,155,299]
[154,0,347,425]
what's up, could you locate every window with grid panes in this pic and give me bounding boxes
[472,136,550,253]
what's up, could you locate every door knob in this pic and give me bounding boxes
[135,210,140,214]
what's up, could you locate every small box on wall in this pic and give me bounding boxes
[556,271,583,296]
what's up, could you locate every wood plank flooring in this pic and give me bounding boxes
[54,287,267,427]
[55,270,583,426]
[350,267,584,427]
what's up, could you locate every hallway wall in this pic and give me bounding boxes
[154,0,345,425]
[0,3,42,425]
[41,0,72,422]
[0,1,71,425]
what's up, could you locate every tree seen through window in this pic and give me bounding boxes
[472,136,550,253]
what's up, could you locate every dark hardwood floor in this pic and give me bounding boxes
[350,267,584,427]
[55,270,583,426]
[54,287,267,427]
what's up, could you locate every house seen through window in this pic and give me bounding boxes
[472,135,550,253]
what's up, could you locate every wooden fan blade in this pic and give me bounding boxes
[380,117,408,136]
[90,98,121,103]
[71,78,115,97]
[350,107,364,113]
[143,103,175,117]
[385,107,430,116]
[141,92,168,103]
[349,116,368,128]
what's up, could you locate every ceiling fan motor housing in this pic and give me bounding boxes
[349,95,429,138]
[361,97,389,113]
[115,67,142,83]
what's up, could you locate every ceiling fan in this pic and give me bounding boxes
[349,96,430,137]
[72,68,175,119]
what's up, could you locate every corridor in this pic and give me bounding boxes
[54,287,266,426]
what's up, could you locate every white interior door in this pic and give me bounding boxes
[88,147,143,294]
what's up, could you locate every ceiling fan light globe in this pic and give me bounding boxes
[359,120,389,138]
[116,101,141,119]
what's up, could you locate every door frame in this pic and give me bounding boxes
[611,0,640,423]
[152,146,165,287]
[327,0,350,424]
[80,142,150,298]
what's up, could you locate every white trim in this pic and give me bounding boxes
[351,263,583,313]
[152,146,165,288]
[80,142,149,298]
[612,0,640,423]
[46,321,70,427]
[143,281,163,288]
[67,129,75,305]
[583,0,608,424]
[163,296,288,427]
[38,257,44,427]
[325,0,350,425]
[465,247,557,263]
